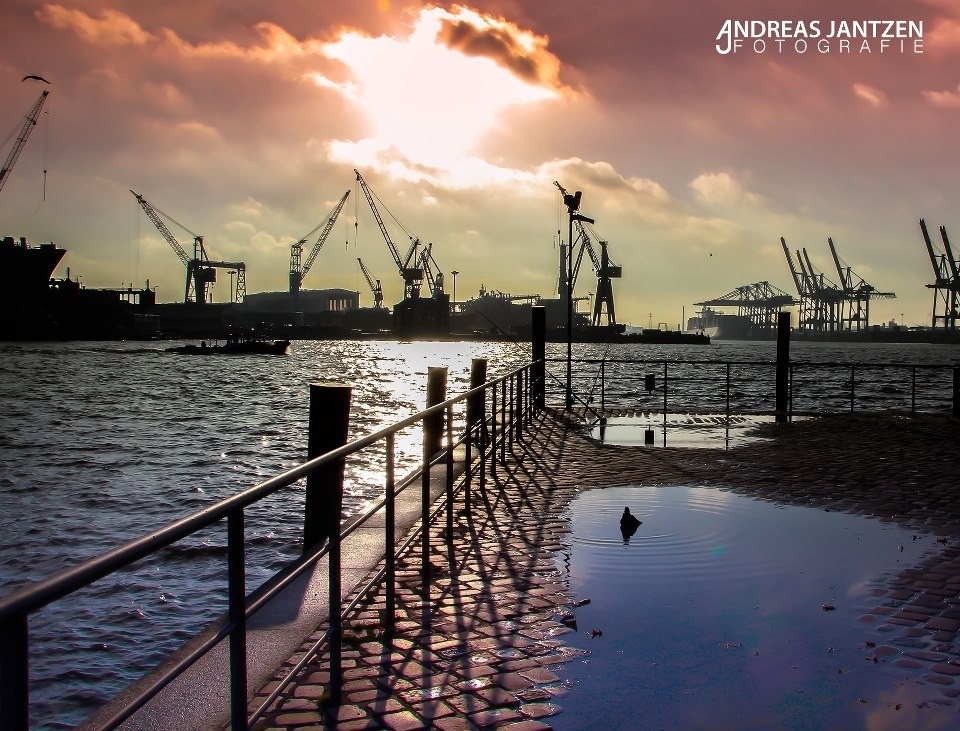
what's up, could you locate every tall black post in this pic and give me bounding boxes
[304,383,352,551]
[775,312,791,423]
[532,306,545,411]
[566,209,574,412]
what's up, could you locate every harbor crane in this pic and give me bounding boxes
[131,190,246,304]
[781,237,845,331]
[919,219,960,330]
[0,89,49,195]
[289,190,350,295]
[418,242,446,299]
[354,169,423,299]
[555,182,619,326]
[827,237,895,331]
[357,257,384,309]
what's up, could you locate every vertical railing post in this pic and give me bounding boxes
[850,365,856,413]
[500,379,507,464]
[775,311,791,423]
[601,359,606,412]
[911,366,917,413]
[385,432,396,635]
[467,359,487,504]
[507,374,517,452]
[490,382,497,479]
[423,367,447,587]
[304,383,352,551]
[662,361,668,447]
[532,306,545,411]
[953,365,960,419]
[227,509,247,731]
[725,363,731,447]
[445,403,454,537]
[0,614,29,731]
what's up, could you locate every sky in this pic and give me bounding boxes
[2,0,959,327]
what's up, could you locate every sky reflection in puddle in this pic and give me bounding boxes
[549,485,956,731]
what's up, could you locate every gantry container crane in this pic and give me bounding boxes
[354,169,423,299]
[131,190,246,304]
[289,190,350,295]
[919,219,960,330]
[357,257,384,309]
[0,90,49,195]
[827,237,895,331]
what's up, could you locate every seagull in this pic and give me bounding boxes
[22,75,51,84]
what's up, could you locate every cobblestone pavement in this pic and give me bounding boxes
[247,410,960,730]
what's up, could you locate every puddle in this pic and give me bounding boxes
[589,413,792,448]
[549,485,956,731]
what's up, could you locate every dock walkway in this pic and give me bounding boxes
[246,409,960,731]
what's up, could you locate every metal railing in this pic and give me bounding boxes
[546,358,960,421]
[0,358,543,730]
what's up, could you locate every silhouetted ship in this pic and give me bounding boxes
[0,236,157,340]
[0,236,66,297]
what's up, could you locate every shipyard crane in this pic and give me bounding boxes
[919,219,960,330]
[357,257,384,309]
[289,190,350,295]
[418,242,446,299]
[826,237,895,331]
[0,90,49,195]
[354,169,423,299]
[555,182,619,326]
[130,190,246,304]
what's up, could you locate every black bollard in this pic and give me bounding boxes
[531,306,546,411]
[775,311,791,423]
[304,383,352,552]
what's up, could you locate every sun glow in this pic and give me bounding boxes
[319,6,564,181]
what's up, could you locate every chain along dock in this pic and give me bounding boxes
[4,310,960,729]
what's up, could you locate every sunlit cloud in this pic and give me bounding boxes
[689,172,763,208]
[321,6,568,182]
[922,83,960,106]
[852,82,888,107]
[36,4,154,45]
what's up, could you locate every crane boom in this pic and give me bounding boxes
[0,90,49,194]
[130,190,193,265]
[289,190,350,294]
[357,258,384,308]
[780,237,806,295]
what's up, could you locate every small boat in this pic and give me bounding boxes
[166,334,290,355]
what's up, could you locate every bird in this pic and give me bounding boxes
[22,74,51,84]
[620,507,641,531]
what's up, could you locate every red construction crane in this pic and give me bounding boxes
[0,90,49,195]
[131,190,246,304]
[289,190,350,295]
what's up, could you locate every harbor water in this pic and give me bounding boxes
[0,338,956,727]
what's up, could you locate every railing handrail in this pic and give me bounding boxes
[547,356,958,369]
[0,361,534,621]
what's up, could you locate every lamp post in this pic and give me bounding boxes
[560,189,594,412]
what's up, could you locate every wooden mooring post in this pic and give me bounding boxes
[304,382,351,704]
[775,311,790,423]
